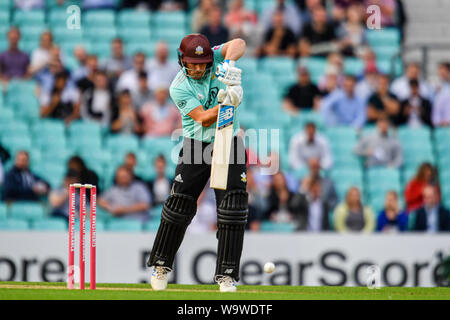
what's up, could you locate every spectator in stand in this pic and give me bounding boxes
[246,167,269,231]
[121,0,187,10]
[14,0,44,9]
[0,144,9,187]
[337,3,367,57]
[80,69,113,128]
[390,62,432,101]
[224,0,259,54]
[187,187,217,234]
[0,27,30,82]
[433,61,450,93]
[2,151,50,202]
[148,155,172,206]
[263,172,301,223]
[332,0,361,22]
[122,152,144,182]
[355,61,379,102]
[200,6,229,47]
[35,47,68,98]
[376,190,408,233]
[288,122,333,171]
[397,79,433,128]
[318,52,344,93]
[298,157,338,210]
[321,75,366,128]
[72,45,88,75]
[318,64,339,96]
[364,0,397,27]
[293,177,332,231]
[404,162,440,213]
[111,89,142,135]
[298,5,337,57]
[366,73,400,125]
[40,70,81,125]
[147,41,179,91]
[133,71,152,111]
[82,0,117,9]
[156,0,188,11]
[140,87,181,137]
[99,166,151,222]
[49,170,80,220]
[191,0,217,33]
[354,115,403,168]
[116,52,148,97]
[297,0,325,25]
[75,54,98,93]
[258,10,296,57]
[102,38,132,84]
[67,156,99,190]
[261,0,303,36]
[29,31,55,76]
[410,186,450,232]
[432,83,450,127]
[333,186,375,233]
[283,66,321,114]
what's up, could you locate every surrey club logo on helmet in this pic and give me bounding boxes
[195,46,204,55]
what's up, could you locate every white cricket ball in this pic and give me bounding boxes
[264,262,275,274]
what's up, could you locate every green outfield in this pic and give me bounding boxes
[0,282,449,300]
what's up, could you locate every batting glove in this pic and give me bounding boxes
[227,85,243,107]
[217,89,228,104]
[215,60,242,86]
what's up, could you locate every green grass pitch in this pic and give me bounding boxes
[0,282,449,300]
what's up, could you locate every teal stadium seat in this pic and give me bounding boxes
[366,168,401,198]
[0,0,11,10]
[52,27,84,43]
[20,25,46,42]
[298,57,326,84]
[118,10,151,28]
[125,41,156,58]
[153,11,186,29]
[142,136,176,160]
[0,204,7,220]
[144,220,160,232]
[119,27,152,43]
[13,10,45,26]
[84,26,117,43]
[32,218,67,231]
[106,134,140,156]
[366,28,401,47]
[153,27,186,44]
[343,58,364,76]
[260,221,297,232]
[107,219,143,232]
[83,10,115,27]
[0,219,29,230]
[9,202,45,221]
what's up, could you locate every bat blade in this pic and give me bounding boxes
[210,103,235,190]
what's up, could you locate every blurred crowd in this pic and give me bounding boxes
[0,0,449,233]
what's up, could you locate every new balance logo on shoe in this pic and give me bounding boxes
[155,260,165,266]
[224,269,233,274]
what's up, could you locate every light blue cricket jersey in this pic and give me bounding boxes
[169,43,241,143]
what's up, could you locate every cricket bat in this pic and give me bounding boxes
[210,87,235,190]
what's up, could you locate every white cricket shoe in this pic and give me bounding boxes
[216,276,237,292]
[151,267,171,291]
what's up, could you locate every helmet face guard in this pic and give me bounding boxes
[177,48,213,81]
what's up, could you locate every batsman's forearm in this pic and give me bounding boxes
[223,38,246,61]
[199,105,219,127]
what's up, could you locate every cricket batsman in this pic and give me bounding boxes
[147,34,248,292]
